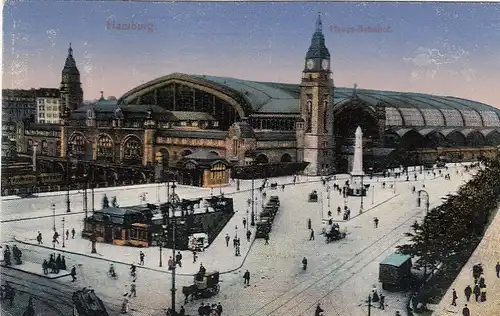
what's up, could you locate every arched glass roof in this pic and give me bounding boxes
[118,73,500,129]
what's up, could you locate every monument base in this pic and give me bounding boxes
[347,188,366,196]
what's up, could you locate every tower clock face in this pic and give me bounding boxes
[306,59,315,70]
[321,59,329,70]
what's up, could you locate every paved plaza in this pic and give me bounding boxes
[2,164,497,316]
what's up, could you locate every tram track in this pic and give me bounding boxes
[249,195,427,316]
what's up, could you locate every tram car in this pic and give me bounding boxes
[72,288,109,316]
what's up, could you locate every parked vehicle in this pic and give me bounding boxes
[308,190,318,202]
[379,253,412,291]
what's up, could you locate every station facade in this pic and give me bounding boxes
[16,15,500,181]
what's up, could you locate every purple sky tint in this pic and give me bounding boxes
[2,1,500,107]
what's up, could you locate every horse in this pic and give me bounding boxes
[182,284,198,303]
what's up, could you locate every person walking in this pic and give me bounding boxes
[379,294,385,310]
[307,218,312,230]
[36,232,43,244]
[70,265,77,282]
[462,304,470,316]
[264,234,269,245]
[66,229,70,240]
[480,284,487,302]
[309,228,315,241]
[243,270,250,286]
[71,228,76,239]
[129,281,137,297]
[121,297,129,314]
[451,289,458,306]
[243,218,247,229]
[374,217,379,228]
[176,251,182,267]
[192,250,198,263]
[464,285,472,302]
[217,302,222,315]
[473,283,481,301]
[225,233,230,247]
[246,230,251,242]
[139,251,145,265]
[496,261,500,278]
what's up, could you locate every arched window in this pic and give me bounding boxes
[123,137,142,161]
[97,134,114,160]
[70,133,86,154]
[255,154,269,164]
[41,140,48,155]
[306,100,312,133]
[280,153,292,163]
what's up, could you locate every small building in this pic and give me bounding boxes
[83,205,154,246]
[176,150,231,187]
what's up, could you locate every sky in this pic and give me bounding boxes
[2,1,500,107]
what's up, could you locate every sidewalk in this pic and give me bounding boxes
[431,206,500,316]
[1,261,71,279]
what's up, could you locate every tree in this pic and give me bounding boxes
[102,194,109,209]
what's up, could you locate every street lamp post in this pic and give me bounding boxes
[360,175,364,214]
[62,217,66,248]
[90,164,95,215]
[52,203,56,232]
[83,168,88,220]
[251,165,255,226]
[371,184,375,205]
[66,142,71,213]
[170,183,177,313]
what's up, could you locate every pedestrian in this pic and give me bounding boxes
[53,231,59,244]
[243,269,250,285]
[192,250,197,263]
[379,294,385,310]
[235,244,241,256]
[264,234,269,245]
[233,236,237,248]
[198,303,205,316]
[168,256,174,270]
[61,255,67,270]
[225,233,230,247]
[315,303,324,316]
[70,265,77,282]
[176,251,182,267]
[139,251,145,265]
[36,232,43,244]
[374,217,379,228]
[121,297,129,314]
[129,281,137,297]
[337,206,341,216]
[243,218,247,228]
[307,218,312,230]
[66,229,69,240]
[473,284,480,301]
[496,261,500,278]
[71,228,76,239]
[246,230,251,242]
[178,306,186,316]
[464,285,472,302]
[309,228,315,241]
[451,289,458,306]
[217,302,223,315]
[480,284,486,302]
[42,259,49,275]
[462,304,470,316]
[23,296,35,316]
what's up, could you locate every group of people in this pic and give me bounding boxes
[120,264,140,313]
[450,262,493,316]
[2,244,22,266]
[197,302,223,315]
[42,253,66,274]
[168,251,184,270]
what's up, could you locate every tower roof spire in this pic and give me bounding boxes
[315,12,323,33]
[68,43,73,57]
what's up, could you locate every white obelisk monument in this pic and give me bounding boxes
[350,126,364,196]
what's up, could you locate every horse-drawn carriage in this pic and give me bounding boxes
[182,271,220,302]
[308,190,318,202]
[325,224,347,243]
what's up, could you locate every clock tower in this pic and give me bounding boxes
[296,13,335,176]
